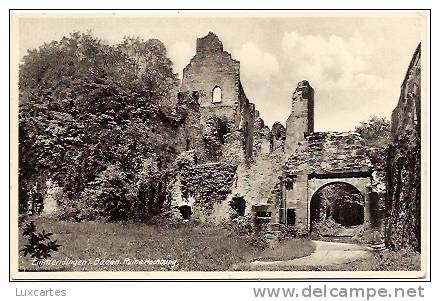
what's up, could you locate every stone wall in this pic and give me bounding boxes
[284,132,372,176]
[386,43,421,252]
[222,131,247,165]
[282,173,373,232]
[170,150,284,223]
[390,44,421,141]
[253,114,271,156]
[282,173,309,227]
[41,179,63,216]
[285,80,314,155]
[180,32,255,160]
[281,131,375,233]
[175,91,203,155]
[229,152,285,223]
[169,32,389,233]
[307,177,372,225]
[271,122,286,152]
[239,84,256,158]
[181,32,240,111]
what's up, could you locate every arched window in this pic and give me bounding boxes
[212,86,222,103]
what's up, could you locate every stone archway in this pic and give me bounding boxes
[309,181,366,237]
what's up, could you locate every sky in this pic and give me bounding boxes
[17,12,426,131]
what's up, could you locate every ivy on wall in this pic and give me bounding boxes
[179,162,237,214]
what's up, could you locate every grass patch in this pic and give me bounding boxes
[20,218,417,273]
[18,218,263,272]
[18,218,319,272]
[255,239,315,262]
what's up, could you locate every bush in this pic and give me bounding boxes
[127,160,170,222]
[223,215,268,250]
[19,32,181,215]
[57,160,171,222]
[334,248,421,271]
[246,231,269,250]
[352,222,384,244]
[56,196,89,222]
[278,224,298,241]
[311,218,344,237]
[374,249,421,271]
[79,165,131,221]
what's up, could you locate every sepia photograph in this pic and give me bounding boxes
[9,10,429,280]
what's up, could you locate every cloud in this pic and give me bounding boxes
[234,42,279,80]
[231,43,281,125]
[281,31,381,91]
[280,31,393,131]
[168,41,195,79]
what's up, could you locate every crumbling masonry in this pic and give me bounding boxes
[169,32,385,239]
[33,32,420,246]
[386,43,421,252]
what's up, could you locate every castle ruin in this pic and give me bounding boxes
[170,32,380,239]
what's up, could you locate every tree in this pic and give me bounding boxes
[355,116,391,174]
[355,116,391,148]
[118,36,179,103]
[18,32,181,216]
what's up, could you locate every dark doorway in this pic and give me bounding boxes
[286,209,296,226]
[178,205,192,220]
[310,182,365,235]
[230,196,246,216]
[332,201,364,226]
[310,193,324,231]
[186,138,191,151]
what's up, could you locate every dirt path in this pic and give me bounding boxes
[248,240,372,269]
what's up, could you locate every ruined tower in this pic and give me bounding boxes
[180,32,255,159]
[181,32,240,110]
[285,80,314,155]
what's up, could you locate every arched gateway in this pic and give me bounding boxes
[279,132,375,234]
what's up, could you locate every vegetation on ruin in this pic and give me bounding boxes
[19,32,182,219]
[386,129,421,251]
[179,162,237,215]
